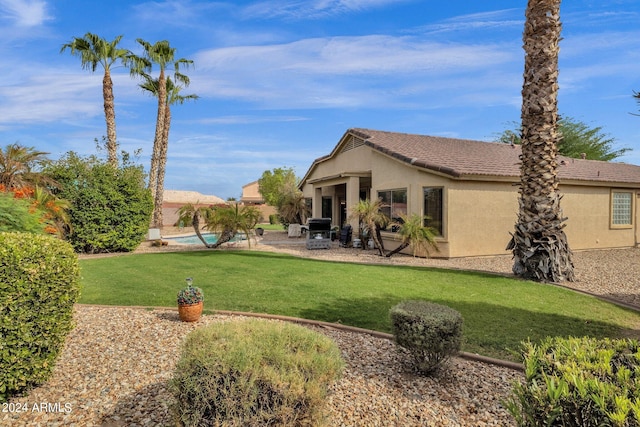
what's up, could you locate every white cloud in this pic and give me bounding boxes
[131,0,231,27]
[195,115,309,125]
[0,0,50,27]
[189,34,518,108]
[241,0,412,20]
[416,9,523,34]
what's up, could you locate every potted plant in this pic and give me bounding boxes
[177,278,204,322]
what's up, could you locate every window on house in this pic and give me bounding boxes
[305,198,312,215]
[611,191,633,227]
[377,189,407,231]
[423,187,443,236]
[321,197,332,219]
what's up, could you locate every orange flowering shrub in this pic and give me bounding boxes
[0,186,61,236]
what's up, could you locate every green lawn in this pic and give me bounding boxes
[79,250,640,361]
[256,223,286,231]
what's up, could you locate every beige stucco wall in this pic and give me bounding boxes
[241,181,262,201]
[445,181,518,257]
[302,146,639,258]
[306,145,374,181]
[561,185,638,250]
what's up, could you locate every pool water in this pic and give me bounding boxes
[166,233,245,245]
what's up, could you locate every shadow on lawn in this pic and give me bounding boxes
[299,295,640,361]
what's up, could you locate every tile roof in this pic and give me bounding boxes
[348,128,640,185]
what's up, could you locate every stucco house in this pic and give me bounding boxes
[240,181,264,205]
[299,128,640,258]
[240,180,277,223]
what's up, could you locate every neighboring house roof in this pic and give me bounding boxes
[303,128,640,186]
[163,190,226,205]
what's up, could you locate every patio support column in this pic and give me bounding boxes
[313,186,323,218]
[347,176,360,231]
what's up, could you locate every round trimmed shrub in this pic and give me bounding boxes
[169,318,344,426]
[0,232,80,402]
[390,300,463,374]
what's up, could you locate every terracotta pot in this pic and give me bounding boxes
[178,301,203,322]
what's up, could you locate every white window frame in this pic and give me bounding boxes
[610,190,634,229]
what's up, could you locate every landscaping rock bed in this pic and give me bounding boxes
[3,306,520,426]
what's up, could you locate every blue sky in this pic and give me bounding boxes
[0,0,639,199]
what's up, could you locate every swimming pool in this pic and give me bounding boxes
[165,233,245,245]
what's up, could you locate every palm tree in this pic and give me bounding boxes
[205,203,261,248]
[349,199,389,256]
[385,214,439,258]
[176,203,213,247]
[0,143,51,189]
[507,0,574,282]
[278,189,309,225]
[61,33,132,166]
[140,76,198,228]
[132,39,193,225]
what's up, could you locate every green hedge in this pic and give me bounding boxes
[390,300,463,374]
[506,337,640,426]
[44,151,152,254]
[169,319,344,426]
[0,232,80,402]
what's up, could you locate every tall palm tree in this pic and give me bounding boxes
[507,0,574,282]
[349,198,389,256]
[132,39,193,226]
[385,214,439,258]
[0,143,51,189]
[61,33,131,166]
[140,76,198,228]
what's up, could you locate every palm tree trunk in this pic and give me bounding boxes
[208,229,235,249]
[192,211,213,248]
[149,69,167,227]
[152,105,171,229]
[103,69,118,167]
[508,0,574,282]
[385,242,408,258]
[370,223,385,256]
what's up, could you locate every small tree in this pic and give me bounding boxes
[0,143,53,189]
[176,203,261,249]
[385,213,439,258]
[349,199,389,256]
[176,203,212,247]
[278,189,309,225]
[495,116,631,161]
[205,203,260,248]
[258,167,297,206]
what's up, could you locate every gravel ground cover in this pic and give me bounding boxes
[6,230,639,426]
[3,306,520,426]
